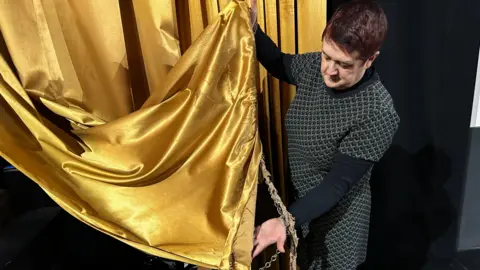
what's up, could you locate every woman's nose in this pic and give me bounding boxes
[326,64,338,76]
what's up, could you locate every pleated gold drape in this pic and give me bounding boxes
[1,1,260,269]
[255,0,326,202]
[0,0,325,269]
[254,1,326,269]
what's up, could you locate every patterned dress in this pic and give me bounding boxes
[285,53,399,270]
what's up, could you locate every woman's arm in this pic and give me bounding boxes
[249,0,296,85]
[288,154,373,228]
[253,154,374,258]
[290,107,399,227]
[253,107,399,258]
[254,26,296,85]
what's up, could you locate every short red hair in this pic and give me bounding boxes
[322,0,388,60]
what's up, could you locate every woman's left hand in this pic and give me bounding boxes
[252,218,286,258]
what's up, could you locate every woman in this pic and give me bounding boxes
[251,1,399,269]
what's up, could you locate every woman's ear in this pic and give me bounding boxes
[364,51,380,68]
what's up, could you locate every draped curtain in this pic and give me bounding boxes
[254,1,326,269]
[255,0,326,204]
[0,0,325,269]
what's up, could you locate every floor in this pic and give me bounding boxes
[421,250,480,270]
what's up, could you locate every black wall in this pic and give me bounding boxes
[458,47,480,252]
[458,127,480,251]
[357,0,480,268]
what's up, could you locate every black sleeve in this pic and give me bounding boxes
[287,153,374,228]
[254,25,295,85]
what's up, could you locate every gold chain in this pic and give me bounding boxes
[257,157,298,270]
[258,249,281,270]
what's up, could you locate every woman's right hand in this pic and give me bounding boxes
[250,0,258,30]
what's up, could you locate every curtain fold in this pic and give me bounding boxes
[0,0,325,269]
[0,1,260,269]
[257,0,327,202]
[255,0,326,268]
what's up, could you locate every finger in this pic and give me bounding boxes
[252,242,266,258]
[251,0,257,10]
[253,227,261,245]
[277,237,286,253]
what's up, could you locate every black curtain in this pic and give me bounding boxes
[351,0,480,269]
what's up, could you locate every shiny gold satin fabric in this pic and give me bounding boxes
[0,1,259,268]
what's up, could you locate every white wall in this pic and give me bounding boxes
[471,47,480,128]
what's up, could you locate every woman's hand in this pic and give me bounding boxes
[250,0,258,30]
[252,217,286,258]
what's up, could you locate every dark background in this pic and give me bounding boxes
[330,0,480,269]
[1,0,480,269]
[458,128,480,251]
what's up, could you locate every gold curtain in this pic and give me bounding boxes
[254,1,326,268]
[0,1,260,269]
[256,0,327,197]
[0,0,326,269]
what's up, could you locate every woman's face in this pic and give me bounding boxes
[321,40,378,90]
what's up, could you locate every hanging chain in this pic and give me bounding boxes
[258,249,281,270]
[255,157,298,270]
[256,197,290,270]
[257,189,289,270]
